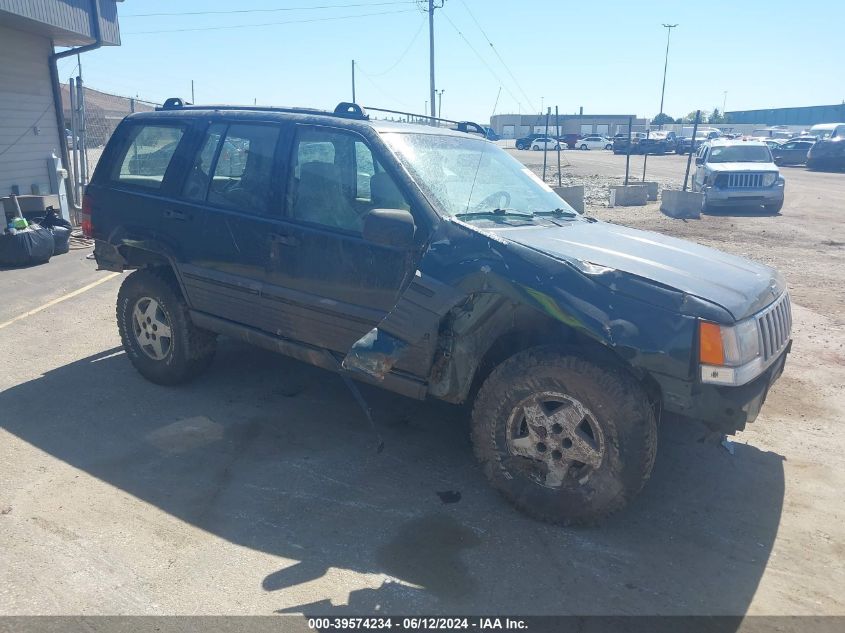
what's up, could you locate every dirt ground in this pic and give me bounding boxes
[0,150,843,619]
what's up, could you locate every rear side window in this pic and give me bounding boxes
[206,124,281,214]
[113,124,185,189]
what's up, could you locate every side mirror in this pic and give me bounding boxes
[695,156,704,165]
[363,208,416,249]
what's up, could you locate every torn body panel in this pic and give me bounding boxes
[341,217,724,409]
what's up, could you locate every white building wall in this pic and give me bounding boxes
[0,24,62,197]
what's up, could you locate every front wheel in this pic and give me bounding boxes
[471,347,657,525]
[117,269,217,385]
[605,144,612,150]
[580,144,588,150]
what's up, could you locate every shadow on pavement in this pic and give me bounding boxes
[0,340,785,616]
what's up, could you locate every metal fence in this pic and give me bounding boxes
[63,80,158,216]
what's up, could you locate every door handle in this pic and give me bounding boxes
[270,232,299,247]
[164,209,190,221]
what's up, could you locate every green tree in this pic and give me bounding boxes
[680,111,701,123]
[709,108,724,123]
[652,112,675,125]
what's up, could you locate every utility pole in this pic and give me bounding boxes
[436,89,445,118]
[722,90,727,114]
[191,80,195,104]
[351,60,356,103]
[424,0,445,124]
[658,24,678,128]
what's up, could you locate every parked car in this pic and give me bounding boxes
[559,133,583,149]
[577,136,612,150]
[805,123,845,140]
[676,131,719,155]
[530,137,562,151]
[86,99,792,525]
[692,139,785,213]
[771,139,814,166]
[636,131,677,155]
[515,134,545,150]
[761,139,783,150]
[806,136,845,171]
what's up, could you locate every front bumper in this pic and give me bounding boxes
[703,182,784,206]
[656,342,790,434]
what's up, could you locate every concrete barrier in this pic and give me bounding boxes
[660,190,703,219]
[640,181,659,201]
[553,185,585,213]
[609,185,648,207]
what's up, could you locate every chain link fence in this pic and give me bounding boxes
[62,81,158,219]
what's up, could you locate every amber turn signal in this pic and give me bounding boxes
[699,321,725,366]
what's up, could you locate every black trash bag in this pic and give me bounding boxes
[34,207,73,230]
[0,224,54,267]
[51,224,71,255]
[33,208,72,255]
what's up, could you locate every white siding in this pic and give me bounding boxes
[0,25,61,197]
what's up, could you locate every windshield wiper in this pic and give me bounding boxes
[533,207,578,218]
[454,208,534,219]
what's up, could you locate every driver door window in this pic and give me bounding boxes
[288,127,409,233]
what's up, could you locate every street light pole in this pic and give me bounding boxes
[722,90,727,114]
[658,23,678,128]
[436,89,445,118]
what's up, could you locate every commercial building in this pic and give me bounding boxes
[0,0,122,215]
[490,113,648,139]
[727,104,845,126]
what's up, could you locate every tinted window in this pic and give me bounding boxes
[289,127,408,233]
[206,124,281,214]
[182,123,226,201]
[114,124,185,189]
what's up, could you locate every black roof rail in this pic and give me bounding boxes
[155,98,369,120]
[365,107,488,137]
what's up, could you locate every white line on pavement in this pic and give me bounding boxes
[0,272,120,330]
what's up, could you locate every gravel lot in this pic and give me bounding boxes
[0,149,843,619]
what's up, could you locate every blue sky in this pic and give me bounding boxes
[64,0,844,123]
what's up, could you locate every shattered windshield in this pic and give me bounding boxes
[381,132,574,218]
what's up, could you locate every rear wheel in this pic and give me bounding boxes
[580,144,588,150]
[605,144,612,150]
[471,347,657,525]
[117,269,217,385]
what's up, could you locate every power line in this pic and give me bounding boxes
[127,8,418,35]
[456,0,536,113]
[366,16,427,76]
[123,1,415,18]
[355,63,416,110]
[439,10,524,113]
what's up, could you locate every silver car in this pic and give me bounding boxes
[692,140,785,213]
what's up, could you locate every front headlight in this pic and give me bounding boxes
[699,318,764,386]
[762,172,778,187]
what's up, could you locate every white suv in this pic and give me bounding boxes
[692,140,785,214]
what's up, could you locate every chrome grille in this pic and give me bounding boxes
[718,172,764,188]
[756,292,792,361]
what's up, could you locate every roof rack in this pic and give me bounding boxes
[155,98,369,120]
[365,106,488,137]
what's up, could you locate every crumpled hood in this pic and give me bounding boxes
[706,162,778,172]
[489,220,785,320]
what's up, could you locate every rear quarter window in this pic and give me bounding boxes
[111,123,187,190]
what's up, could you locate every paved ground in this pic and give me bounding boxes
[1,151,843,617]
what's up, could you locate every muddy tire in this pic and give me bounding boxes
[471,347,657,525]
[117,268,216,385]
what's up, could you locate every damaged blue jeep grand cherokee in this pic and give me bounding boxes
[87,100,792,525]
